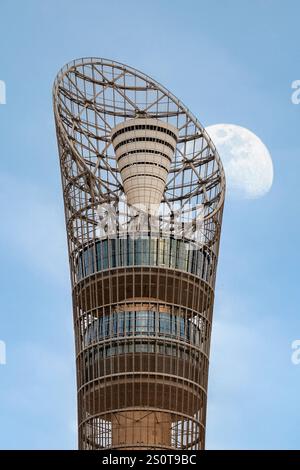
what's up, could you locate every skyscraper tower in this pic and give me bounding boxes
[53,58,225,450]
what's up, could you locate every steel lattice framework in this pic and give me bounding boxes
[53,58,225,450]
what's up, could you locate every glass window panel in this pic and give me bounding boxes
[98,317,103,338]
[136,311,149,333]
[113,313,118,335]
[159,312,171,334]
[148,312,155,334]
[111,239,117,267]
[102,240,108,269]
[169,238,176,268]
[104,315,110,336]
[150,238,157,265]
[83,250,89,276]
[96,242,102,271]
[125,311,133,335]
[164,239,170,265]
[118,312,125,335]
[127,238,133,265]
[180,318,185,339]
[171,315,177,336]
[134,239,141,265]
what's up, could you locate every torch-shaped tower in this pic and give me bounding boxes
[53,58,225,450]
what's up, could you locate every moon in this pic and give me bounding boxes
[205,124,274,199]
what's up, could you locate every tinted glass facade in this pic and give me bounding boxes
[84,310,203,346]
[76,236,215,285]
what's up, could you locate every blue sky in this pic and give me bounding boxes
[0,0,299,449]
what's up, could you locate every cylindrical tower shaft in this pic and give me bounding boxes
[53,58,225,450]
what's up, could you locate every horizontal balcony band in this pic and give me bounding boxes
[117,148,173,164]
[78,371,207,397]
[77,335,210,361]
[114,137,175,153]
[78,406,205,429]
[111,124,178,142]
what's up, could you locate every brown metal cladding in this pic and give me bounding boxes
[53,58,225,450]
